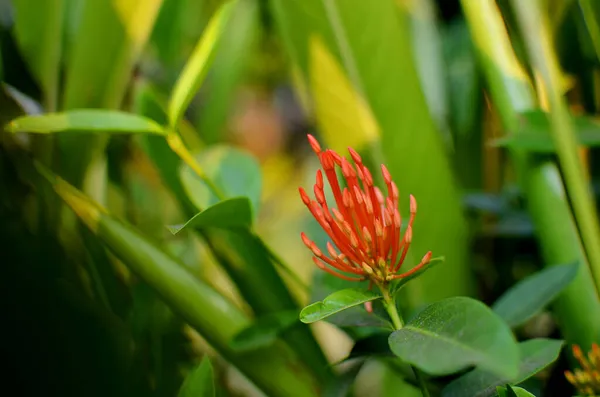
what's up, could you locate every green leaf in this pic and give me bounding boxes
[230,310,300,352]
[168,0,236,127]
[6,110,166,135]
[178,357,215,397]
[492,263,579,328]
[167,197,253,234]
[442,338,564,397]
[300,288,382,324]
[13,0,64,110]
[391,256,445,295]
[491,110,600,152]
[496,385,535,397]
[389,297,519,379]
[179,145,262,213]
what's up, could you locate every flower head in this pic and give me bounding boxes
[565,344,600,396]
[299,134,432,286]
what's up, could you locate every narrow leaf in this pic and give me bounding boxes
[230,310,300,352]
[168,0,236,127]
[391,256,445,295]
[178,357,215,397]
[167,197,252,234]
[492,263,579,328]
[300,289,382,324]
[389,297,519,379]
[6,110,166,135]
[442,338,564,397]
[491,111,600,152]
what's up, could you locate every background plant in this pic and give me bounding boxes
[2,0,600,396]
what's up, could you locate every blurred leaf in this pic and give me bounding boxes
[196,0,260,144]
[230,310,300,352]
[442,338,564,397]
[300,288,381,324]
[390,256,445,295]
[492,111,600,151]
[389,297,519,379]
[178,357,215,397]
[307,35,379,153]
[59,0,164,186]
[495,385,535,397]
[6,110,166,135]
[179,145,262,213]
[12,0,64,110]
[35,163,322,397]
[492,263,579,328]
[398,0,450,142]
[168,197,252,234]
[168,0,236,127]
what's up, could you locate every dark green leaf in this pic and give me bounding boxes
[300,288,382,324]
[442,338,564,397]
[6,110,166,135]
[391,256,445,295]
[491,110,600,152]
[179,145,262,213]
[347,333,393,360]
[167,197,253,234]
[389,297,519,379]
[492,263,579,327]
[229,310,300,352]
[178,357,215,397]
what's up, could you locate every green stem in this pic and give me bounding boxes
[382,291,430,397]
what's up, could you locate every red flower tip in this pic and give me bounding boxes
[381,164,392,184]
[410,194,417,213]
[299,134,433,285]
[348,147,362,164]
[307,134,321,153]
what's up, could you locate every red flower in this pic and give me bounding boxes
[299,134,432,285]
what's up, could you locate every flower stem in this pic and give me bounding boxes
[383,291,430,397]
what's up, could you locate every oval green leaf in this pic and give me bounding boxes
[300,288,382,324]
[229,310,300,352]
[492,263,579,328]
[178,357,215,397]
[389,297,519,379]
[441,338,564,397]
[179,145,262,213]
[168,0,236,127]
[167,197,253,234]
[6,109,166,135]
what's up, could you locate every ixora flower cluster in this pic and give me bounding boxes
[298,134,432,288]
[565,344,600,396]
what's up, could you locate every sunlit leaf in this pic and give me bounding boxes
[442,338,564,397]
[389,297,519,379]
[496,385,535,397]
[168,0,236,127]
[300,288,382,324]
[492,263,579,328]
[6,110,166,135]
